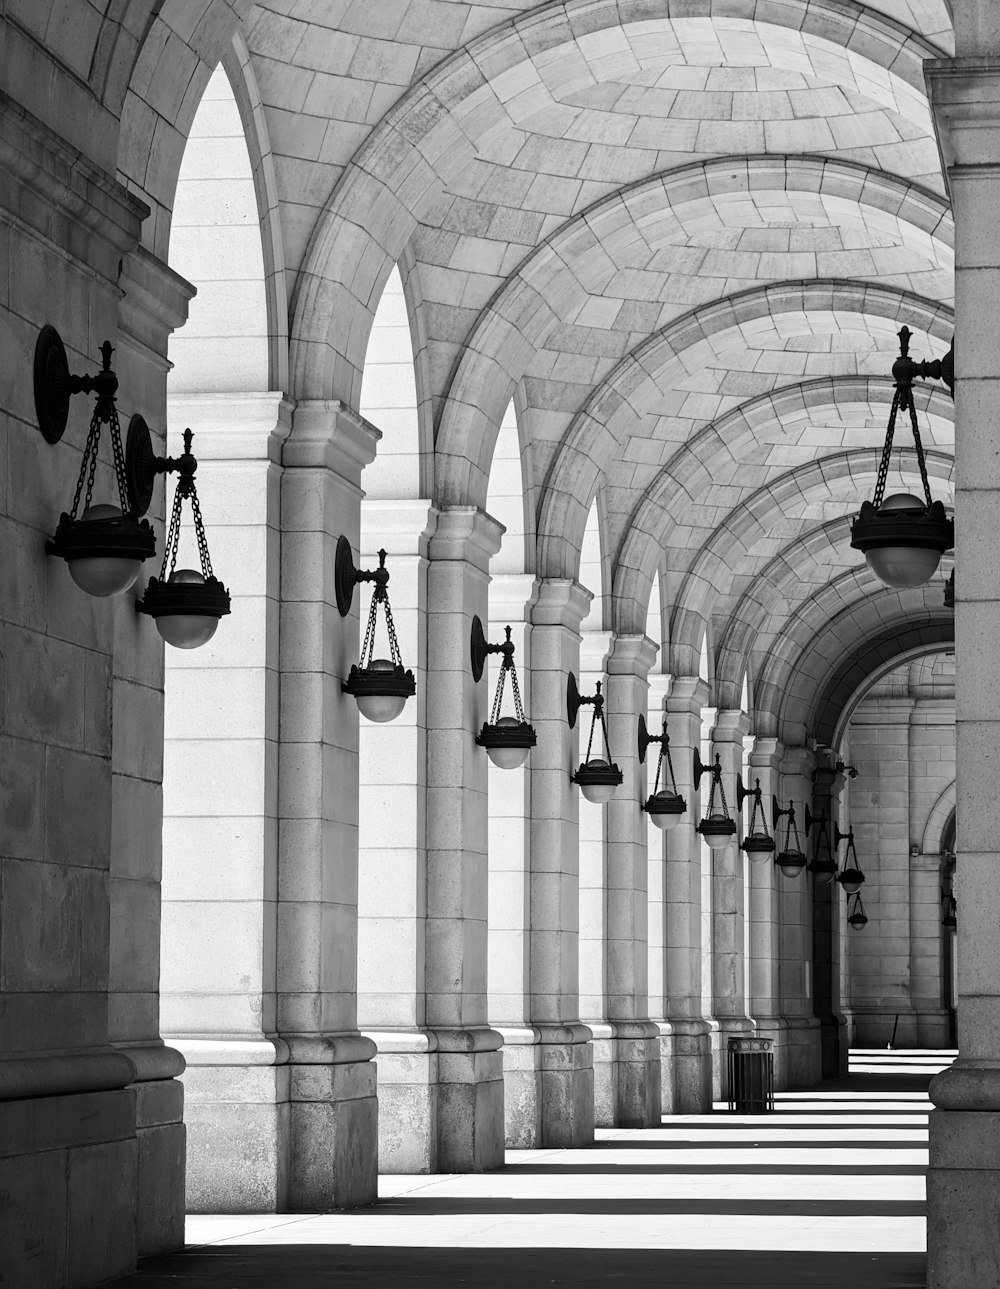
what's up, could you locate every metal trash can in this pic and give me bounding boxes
[727,1036,774,1113]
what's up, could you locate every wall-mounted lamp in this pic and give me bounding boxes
[834,824,866,895]
[835,761,859,780]
[850,326,953,589]
[804,807,838,885]
[694,751,737,848]
[133,425,230,648]
[638,717,686,829]
[736,776,775,860]
[567,674,622,804]
[34,326,155,595]
[773,799,806,877]
[335,538,415,722]
[471,618,536,769]
[847,891,868,930]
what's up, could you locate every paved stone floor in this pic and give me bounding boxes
[109,1051,951,1288]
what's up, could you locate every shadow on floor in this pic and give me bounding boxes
[105,1246,927,1288]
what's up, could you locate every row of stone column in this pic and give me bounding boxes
[161,396,830,1208]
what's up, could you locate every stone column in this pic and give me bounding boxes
[926,50,1000,1286]
[356,498,437,1172]
[276,400,380,1207]
[645,673,674,1110]
[811,755,848,1078]
[778,746,821,1086]
[525,580,595,1147]
[424,506,506,1170]
[113,251,194,1253]
[746,737,790,1088]
[578,629,613,1125]
[709,710,754,1098]
[161,392,292,1212]
[486,572,540,1147]
[662,678,713,1111]
[908,699,955,1048]
[605,635,661,1126]
[850,695,918,1046]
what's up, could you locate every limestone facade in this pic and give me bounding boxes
[0,2,992,1286]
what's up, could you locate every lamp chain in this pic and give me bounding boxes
[161,486,184,579]
[190,492,214,578]
[906,393,934,509]
[872,387,900,511]
[652,745,665,794]
[358,573,403,670]
[583,684,609,764]
[746,781,767,836]
[489,637,527,726]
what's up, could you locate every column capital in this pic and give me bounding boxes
[782,744,816,778]
[284,400,380,478]
[648,672,671,707]
[711,707,750,743]
[531,578,592,631]
[427,505,504,569]
[926,57,1000,170]
[167,392,294,462]
[606,633,658,678]
[749,736,783,770]
[361,498,437,555]
[489,572,540,622]
[666,675,709,715]
[580,628,612,672]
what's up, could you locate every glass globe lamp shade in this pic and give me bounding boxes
[153,570,220,649]
[810,859,838,887]
[837,867,865,896]
[574,758,622,805]
[699,812,736,849]
[863,494,944,589]
[644,790,686,831]
[483,716,533,770]
[742,832,775,862]
[67,504,143,597]
[354,658,409,723]
[776,848,807,877]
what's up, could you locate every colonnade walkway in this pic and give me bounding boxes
[110,1051,952,1288]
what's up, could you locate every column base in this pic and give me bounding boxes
[611,1021,661,1127]
[118,1044,186,1254]
[179,1035,378,1211]
[589,1022,615,1127]
[288,1053,378,1209]
[665,1017,713,1112]
[653,1022,676,1114]
[928,1098,1000,1287]
[749,1018,790,1090]
[496,1023,595,1147]
[497,1027,540,1148]
[364,1033,438,1172]
[714,1018,755,1101]
[784,1016,822,1087]
[179,1040,291,1211]
[0,1051,141,1288]
[538,1023,594,1147]
[432,1027,505,1171]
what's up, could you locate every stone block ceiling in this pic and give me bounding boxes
[15,0,954,744]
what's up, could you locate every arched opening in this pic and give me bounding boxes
[838,650,955,1050]
[160,59,283,1211]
